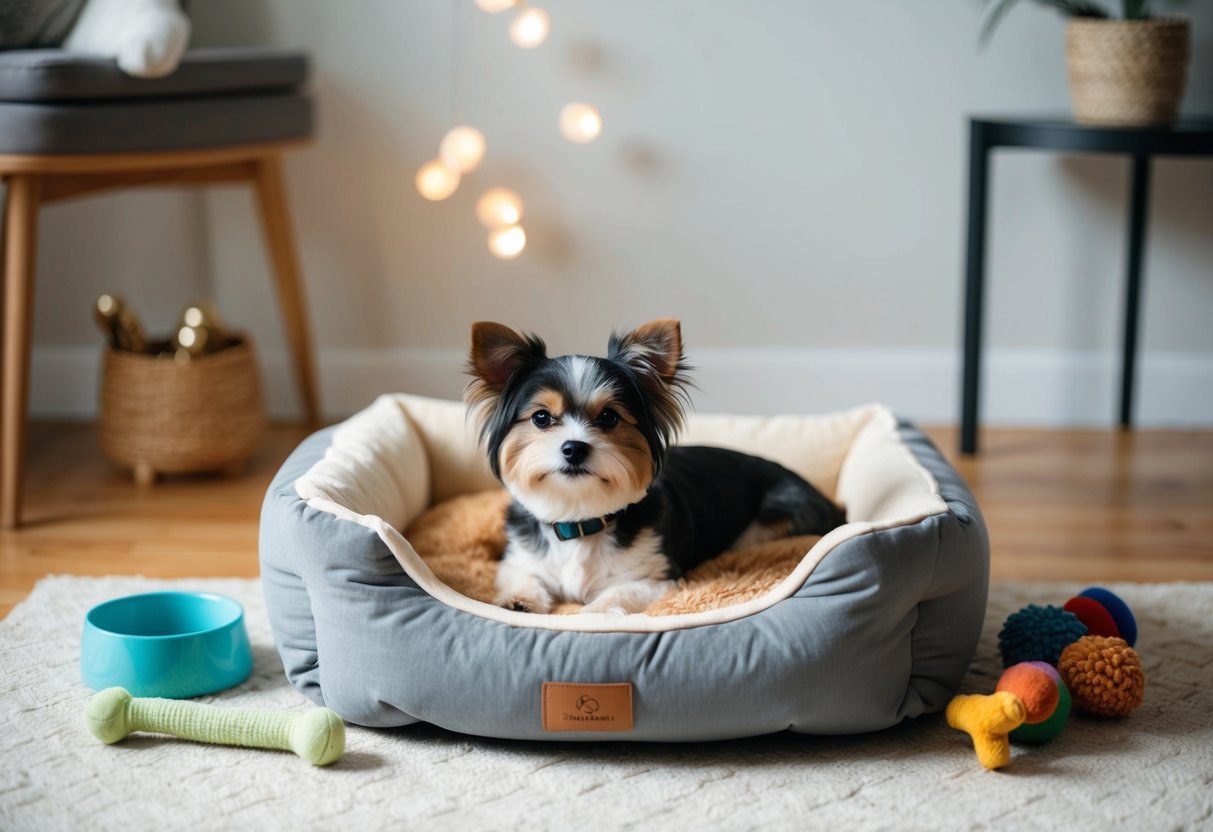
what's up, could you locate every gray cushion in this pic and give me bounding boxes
[259,397,990,741]
[0,92,311,154]
[0,47,308,102]
[0,0,85,50]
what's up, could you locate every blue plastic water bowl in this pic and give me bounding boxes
[81,591,253,698]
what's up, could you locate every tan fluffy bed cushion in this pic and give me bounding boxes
[405,489,823,616]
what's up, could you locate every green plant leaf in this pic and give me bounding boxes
[1040,0,1111,18]
[979,0,1024,47]
[980,0,1110,48]
[1123,0,1150,18]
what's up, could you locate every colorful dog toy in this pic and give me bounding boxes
[85,687,345,766]
[996,662,1059,724]
[1058,635,1145,717]
[950,586,1144,770]
[1074,587,1137,646]
[1009,661,1071,744]
[998,586,1141,668]
[946,690,1025,770]
[948,661,1066,769]
[998,604,1088,666]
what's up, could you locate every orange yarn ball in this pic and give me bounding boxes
[1058,635,1146,717]
[997,663,1060,724]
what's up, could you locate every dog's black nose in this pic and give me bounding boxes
[561,440,591,465]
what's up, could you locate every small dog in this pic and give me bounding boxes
[466,319,845,614]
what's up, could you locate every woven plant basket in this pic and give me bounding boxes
[1066,18,1190,127]
[99,336,266,484]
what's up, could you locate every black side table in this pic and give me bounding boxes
[960,115,1213,454]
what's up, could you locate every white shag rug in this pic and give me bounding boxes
[2,575,1212,831]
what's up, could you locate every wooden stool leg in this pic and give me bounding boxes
[132,463,157,488]
[251,154,320,426]
[1,175,42,529]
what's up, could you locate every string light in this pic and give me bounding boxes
[439,125,486,173]
[476,188,524,228]
[474,0,516,12]
[415,159,461,201]
[509,7,549,48]
[488,224,527,259]
[559,102,603,144]
[430,1,605,262]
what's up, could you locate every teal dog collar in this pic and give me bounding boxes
[552,517,607,541]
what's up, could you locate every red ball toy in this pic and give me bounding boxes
[1063,596,1121,639]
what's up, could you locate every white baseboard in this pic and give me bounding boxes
[29,345,1213,427]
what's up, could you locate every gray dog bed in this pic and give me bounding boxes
[259,395,989,741]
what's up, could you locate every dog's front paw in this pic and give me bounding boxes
[495,561,553,614]
[497,594,552,614]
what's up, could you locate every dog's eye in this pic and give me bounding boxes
[595,408,620,430]
[531,410,552,428]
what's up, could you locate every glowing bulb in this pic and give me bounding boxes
[415,158,461,201]
[488,224,527,259]
[475,0,516,12]
[439,125,486,173]
[509,7,549,48]
[476,188,524,229]
[559,102,602,144]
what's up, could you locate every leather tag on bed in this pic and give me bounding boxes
[542,682,633,732]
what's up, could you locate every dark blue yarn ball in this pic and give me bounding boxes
[998,604,1088,667]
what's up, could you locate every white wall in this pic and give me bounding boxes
[28,0,1213,426]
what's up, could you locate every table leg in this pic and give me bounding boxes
[1,175,41,529]
[961,123,990,455]
[252,154,320,426]
[1119,154,1150,429]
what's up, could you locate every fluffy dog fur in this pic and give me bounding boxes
[405,489,822,616]
[465,319,844,615]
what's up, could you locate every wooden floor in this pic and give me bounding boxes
[1,421,1211,619]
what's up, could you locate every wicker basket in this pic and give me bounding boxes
[1066,18,1190,127]
[99,336,266,484]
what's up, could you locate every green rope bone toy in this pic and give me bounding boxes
[85,687,345,766]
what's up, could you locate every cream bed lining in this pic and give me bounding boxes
[295,395,947,633]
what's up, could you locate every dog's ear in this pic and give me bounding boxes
[608,319,691,457]
[466,322,547,446]
[608,318,684,383]
[468,321,546,390]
